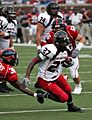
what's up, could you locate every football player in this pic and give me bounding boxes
[36,1,63,52]
[21,1,63,87]
[23,30,83,112]
[0,48,44,103]
[41,18,86,94]
[0,6,17,92]
[44,18,86,94]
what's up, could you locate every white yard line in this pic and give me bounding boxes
[14,43,92,48]
[0,107,92,114]
[0,91,92,97]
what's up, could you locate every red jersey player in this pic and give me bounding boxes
[0,48,44,104]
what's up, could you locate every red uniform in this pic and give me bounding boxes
[41,25,78,56]
[0,59,18,82]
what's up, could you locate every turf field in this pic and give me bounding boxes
[0,44,92,120]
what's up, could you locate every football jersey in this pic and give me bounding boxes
[0,59,18,82]
[0,16,8,32]
[38,11,63,40]
[6,20,17,37]
[37,44,68,81]
[31,13,39,25]
[44,25,78,56]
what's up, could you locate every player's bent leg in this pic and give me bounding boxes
[69,58,82,94]
[72,76,82,95]
[37,77,69,103]
[56,75,72,94]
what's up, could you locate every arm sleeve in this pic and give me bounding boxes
[39,44,57,60]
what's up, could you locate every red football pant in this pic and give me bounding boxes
[37,74,72,103]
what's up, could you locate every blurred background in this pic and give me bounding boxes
[0,0,92,46]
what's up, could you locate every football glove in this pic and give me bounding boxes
[35,90,44,104]
[21,77,31,87]
[62,57,74,68]
[72,49,79,58]
[10,32,16,37]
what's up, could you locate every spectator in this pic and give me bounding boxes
[27,6,39,44]
[69,9,83,26]
[80,8,92,46]
[40,7,46,13]
[20,15,31,43]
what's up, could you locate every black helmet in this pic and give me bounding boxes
[1,48,19,66]
[2,6,16,20]
[54,30,70,49]
[46,2,59,16]
[52,18,65,32]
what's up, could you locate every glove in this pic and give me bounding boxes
[21,77,31,87]
[72,49,79,58]
[35,90,44,104]
[62,57,74,68]
[8,31,16,37]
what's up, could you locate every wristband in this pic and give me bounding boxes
[34,93,37,97]
[76,42,83,51]
[37,45,41,50]
[4,32,9,37]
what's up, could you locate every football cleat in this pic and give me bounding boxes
[36,90,45,104]
[72,84,82,95]
[67,103,83,112]
[0,84,9,93]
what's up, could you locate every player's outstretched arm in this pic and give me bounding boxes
[9,80,34,96]
[9,80,44,104]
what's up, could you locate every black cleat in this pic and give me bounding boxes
[3,85,14,91]
[36,90,45,104]
[0,85,9,93]
[67,103,83,112]
[1,83,14,91]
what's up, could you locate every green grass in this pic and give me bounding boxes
[0,45,92,120]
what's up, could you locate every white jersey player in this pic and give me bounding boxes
[22,30,74,85]
[0,16,9,49]
[22,30,82,113]
[38,44,68,81]
[38,11,63,40]
[0,6,17,50]
[36,2,63,51]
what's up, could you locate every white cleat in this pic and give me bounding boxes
[72,85,82,95]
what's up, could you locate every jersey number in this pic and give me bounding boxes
[39,17,46,24]
[43,47,51,56]
[47,61,60,72]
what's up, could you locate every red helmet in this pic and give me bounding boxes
[1,48,19,66]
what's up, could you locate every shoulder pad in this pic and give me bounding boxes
[39,44,57,60]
